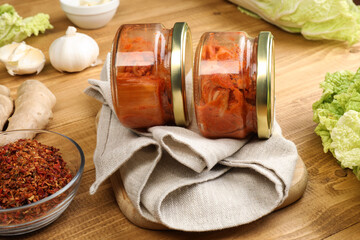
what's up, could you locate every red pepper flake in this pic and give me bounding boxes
[0,139,73,214]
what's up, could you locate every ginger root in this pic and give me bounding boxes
[0,85,13,130]
[0,85,11,96]
[0,80,56,145]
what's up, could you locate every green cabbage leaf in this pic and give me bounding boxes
[331,110,360,168]
[0,4,53,47]
[231,0,360,45]
[313,68,360,179]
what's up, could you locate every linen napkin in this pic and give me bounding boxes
[84,54,298,232]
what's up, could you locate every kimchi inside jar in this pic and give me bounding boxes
[193,31,275,139]
[111,23,192,129]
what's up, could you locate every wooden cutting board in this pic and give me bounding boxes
[96,111,308,230]
[109,156,307,230]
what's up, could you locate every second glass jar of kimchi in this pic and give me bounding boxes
[110,23,193,129]
[193,31,275,139]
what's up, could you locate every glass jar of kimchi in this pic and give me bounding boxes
[110,23,193,129]
[193,31,275,139]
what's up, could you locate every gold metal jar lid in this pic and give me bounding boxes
[256,31,275,139]
[171,22,193,127]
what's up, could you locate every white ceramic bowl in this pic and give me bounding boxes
[60,0,119,29]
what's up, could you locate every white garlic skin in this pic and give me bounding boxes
[49,26,99,72]
[0,42,45,76]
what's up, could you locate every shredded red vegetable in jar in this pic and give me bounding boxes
[194,32,258,138]
[112,24,174,129]
[0,139,72,209]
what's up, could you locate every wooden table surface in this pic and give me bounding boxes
[1,0,360,239]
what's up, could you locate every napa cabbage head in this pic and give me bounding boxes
[233,0,360,45]
[313,68,360,180]
[0,4,53,47]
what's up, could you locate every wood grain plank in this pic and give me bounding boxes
[324,222,360,240]
[2,0,360,238]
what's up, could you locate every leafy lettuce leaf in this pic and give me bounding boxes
[232,0,360,45]
[313,68,360,179]
[0,4,53,47]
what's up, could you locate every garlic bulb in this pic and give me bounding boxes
[49,26,99,72]
[0,42,45,76]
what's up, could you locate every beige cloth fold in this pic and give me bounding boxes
[84,54,298,232]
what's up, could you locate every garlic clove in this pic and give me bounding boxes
[0,42,20,62]
[0,42,45,76]
[17,48,46,74]
[8,42,30,62]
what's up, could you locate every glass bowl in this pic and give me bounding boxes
[0,129,85,236]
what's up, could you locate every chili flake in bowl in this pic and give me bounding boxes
[0,130,84,236]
